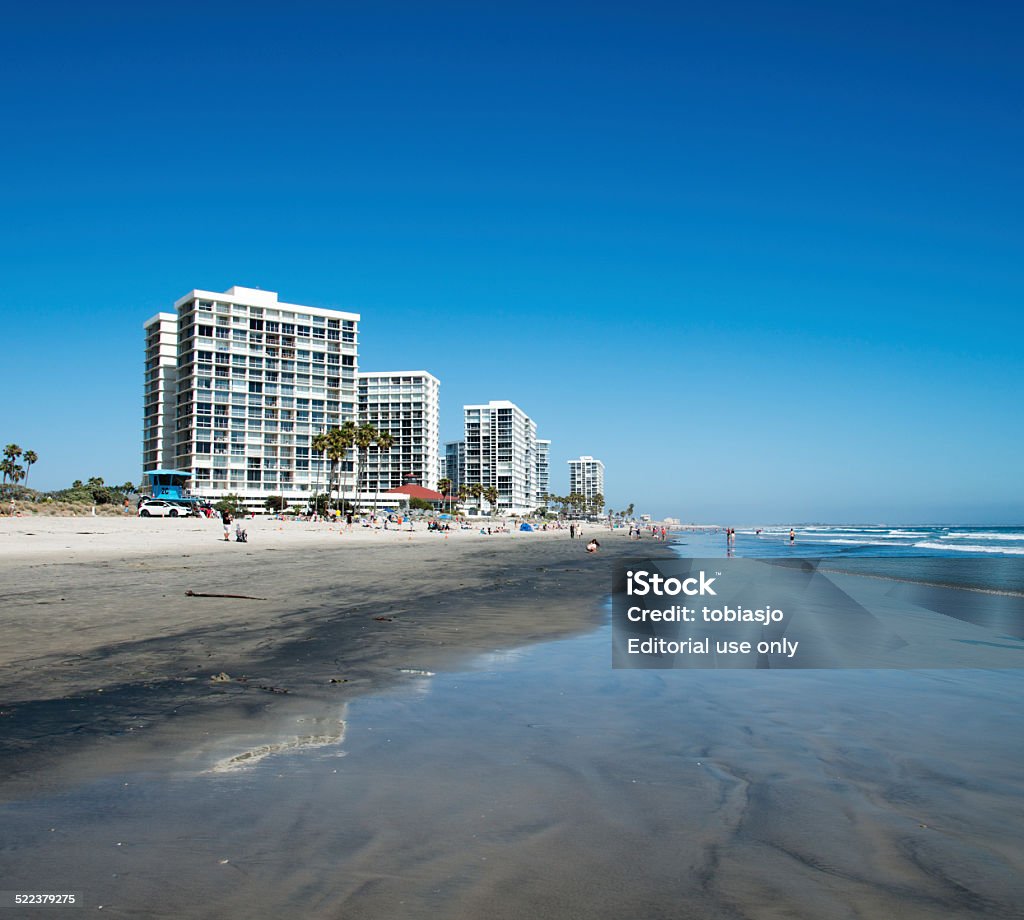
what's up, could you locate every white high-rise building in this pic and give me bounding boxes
[568,456,605,503]
[535,439,551,505]
[357,371,440,493]
[463,400,538,514]
[149,286,360,511]
[142,312,179,475]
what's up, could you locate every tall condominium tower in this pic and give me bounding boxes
[145,286,360,511]
[142,312,179,475]
[357,371,440,493]
[568,455,605,502]
[463,400,538,514]
[534,438,551,505]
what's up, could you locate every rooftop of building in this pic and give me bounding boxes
[357,370,441,384]
[385,483,447,501]
[172,285,360,322]
[143,311,177,328]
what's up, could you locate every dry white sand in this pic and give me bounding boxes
[0,514,610,562]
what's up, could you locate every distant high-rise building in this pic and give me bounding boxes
[145,286,360,511]
[535,439,551,505]
[568,456,605,504]
[445,440,465,490]
[357,371,440,493]
[142,312,179,476]
[463,400,538,513]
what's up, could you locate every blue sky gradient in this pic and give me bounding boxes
[2,1,1022,522]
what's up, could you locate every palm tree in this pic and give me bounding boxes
[328,424,357,512]
[370,430,394,514]
[310,430,330,506]
[335,420,357,507]
[22,450,37,489]
[457,483,470,512]
[469,483,484,515]
[312,423,357,513]
[483,485,499,516]
[592,492,605,517]
[3,445,22,486]
[437,477,452,513]
[352,423,378,510]
[6,464,24,488]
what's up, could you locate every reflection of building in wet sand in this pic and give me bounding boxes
[208,708,349,773]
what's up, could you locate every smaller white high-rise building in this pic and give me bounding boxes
[142,312,179,476]
[568,456,605,503]
[444,440,465,490]
[463,400,537,514]
[535,439,551,505]
[357,371,440,492]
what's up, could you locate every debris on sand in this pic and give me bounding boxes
[186,590,267,600]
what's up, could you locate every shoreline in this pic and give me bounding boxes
[1,524,1023,917]
[0,522,673,796]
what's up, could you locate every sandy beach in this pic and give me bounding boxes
[1,520,1022,918]
[0,517,637,770]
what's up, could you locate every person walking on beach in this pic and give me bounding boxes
[570,523,576,539]
[220,508,233,542]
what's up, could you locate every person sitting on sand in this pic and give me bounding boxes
[586,538,600,553]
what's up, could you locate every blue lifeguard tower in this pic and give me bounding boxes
[144,470,198,505]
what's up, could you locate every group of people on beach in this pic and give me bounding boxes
[218,508,247,543]
[625,523,670,542]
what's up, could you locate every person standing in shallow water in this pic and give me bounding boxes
[789,528,796,544]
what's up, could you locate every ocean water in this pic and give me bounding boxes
[668,526,1024,595]
[732,524,1024,558]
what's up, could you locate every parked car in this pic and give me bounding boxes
[138,499,192,518]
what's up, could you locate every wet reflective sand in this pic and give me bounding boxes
[1,533,1022,918]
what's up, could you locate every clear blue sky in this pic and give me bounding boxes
[2,1,1022,523]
